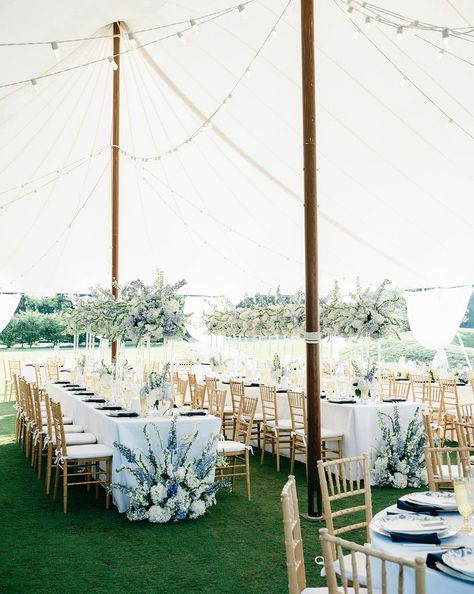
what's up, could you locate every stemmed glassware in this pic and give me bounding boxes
[454,477,473,534]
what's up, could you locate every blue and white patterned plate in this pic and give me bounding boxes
[443,548,474,577]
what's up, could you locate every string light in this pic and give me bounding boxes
[127,32,137,47]
[107,56,118,70]
[245,66,251,77]
[31,78,39,93]
[353,28,361,39]
[396,25,404,43]
[446,117,454,128]
[51,41,60,60]
[364,16,372,30]
[238,4,246,13]
[442,28,450,48]
[437,48,445,60]
[271,27,277,37]
[190,19,198,31]
[408,21,419,36]
[400,74,407,87]
[177,31,185,43]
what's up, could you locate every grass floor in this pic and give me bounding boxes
[0,401,417,594]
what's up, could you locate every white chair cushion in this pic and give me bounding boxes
[43,424,84,434]
[294,428,305,437]
[64,444,114,459]
[51,433,97,446]
[445,408,457,417]
[266,419,292,431]
[216,440,247,454]
[223,406,234,414]
[253,413,264,422]
[321,427,343,439]
[41,415,73,425]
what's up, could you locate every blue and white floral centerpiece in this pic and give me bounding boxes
[111,416,226,523]
[372,406,427,489]
[140,362,174,415]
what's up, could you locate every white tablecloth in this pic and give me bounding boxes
[46,382,221,513]
[370,504,474,594]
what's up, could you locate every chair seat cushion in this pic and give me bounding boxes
[52,433,97,446]
[321,427,343,439]
[253,413,264,422]
[64,444,114,460]
[223,406,234,414]
[294,428,305,437]
[445,408,457,417]
[43,424,84,434]
[42,415,73,425]
[216,440,247,454]
[266,419,292,431]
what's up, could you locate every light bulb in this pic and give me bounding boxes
[408,21,419,36]
[364,16,371,30]
[31,78,39,93]
[51,41,60,60]
[177,31,185,44]
[245,66,251,77]
[396,25,404,43]
[271,27,277,37]
[224,93,233,105]
[190,19,198,31]
[437,48,445,60]
[400,75,407,87]
[128,32,137,47]
[442,28,449,48]
[108,56,118,70]
[238,4,246,13]
[446,117,454,128]
[353,27,361,39]
[346,5,354,17]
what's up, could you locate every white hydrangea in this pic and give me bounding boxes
[175,467,186,481]
[148,505,172,524]
[189,499,206,519]
[150,483,166,505]
[392,472,408,490]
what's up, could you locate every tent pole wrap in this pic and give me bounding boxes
[300,0,322,518]
[111,21,120,362]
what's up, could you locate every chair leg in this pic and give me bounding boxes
[260,428,267,464]
[231,457,236,492]
[63,463,68,514]
[95,462,99,499]
[53,465,59,503]
[46,444,52,494]
[245,450,251,501]
[290,436,295,475]
[105,460,111,509]
[37,436,43,479]
[276,433,280,472]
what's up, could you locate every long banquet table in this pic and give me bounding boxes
[46,382,221,512]
[370,504,473,593]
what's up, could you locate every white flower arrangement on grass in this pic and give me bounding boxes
[372,406,427,489]
[110,416,227,523]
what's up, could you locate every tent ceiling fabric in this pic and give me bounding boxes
[1,0,474,296]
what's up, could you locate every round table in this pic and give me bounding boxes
[370,503,474,593]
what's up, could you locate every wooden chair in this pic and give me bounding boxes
[281,475,319,594]
[50,400,113,513]
[456,420,474,449]
[175,377,188,407]
[288,390,343,475]
[216,395,258,500]
[45,360,61,382]
[424,445,470,491]
[319,528,426,594]
[438,378,459,442]
[260,385,292,471]
[422,412,438,448]
[12,373,22,443]
[409,372,431,404]
[193,382,207,409]
[230,380,262,446]
[386,380,410,401]
[457,402,474,424]
[426,384,445,427]
[188,373,197,405]
[318,454,372,542]
[210,388,227,436]
[5,360,21,401]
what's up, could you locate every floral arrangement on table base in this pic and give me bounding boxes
[139,362,173,413]
[371,406,427,489]
[111,416,227,523]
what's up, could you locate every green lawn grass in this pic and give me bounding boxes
[0,402,417,593]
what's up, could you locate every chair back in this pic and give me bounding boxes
[188,373,197,404]
[427,384,445,425]
[287,390,306,434]
[35,364,46,389]
[212,389,227,433]
[409,373,431,403]
[194,383,206,409]
[422,412,437,448]
[456,420,474,449]
[230,380,245,416]
[31,385,43,432]
[260,385,278,425]
[458,402,474,424]
[388,380,410,400]
[319,528,426,594]
[175,377,188,407]
[205,376,217,392]
[424,446,470,490]
[50,400,68,457]
[43,394,54,442]
[19,377,34,424]
[437,378,459,410]
[281,475,306,594]
[235,396,258,446]
[207,386,217,415]
[317,454,372,542]
[12,373,20,406]
[45,361,60,381]
[9,360,21,379]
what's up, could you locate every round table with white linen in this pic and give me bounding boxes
[370,504,474,593]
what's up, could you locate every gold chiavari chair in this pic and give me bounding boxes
[424,446,470,491]
[211,388,227,436]
[409,372,431,404]
[34,364,46,393]
[457,402,474,424]
[50,400,113,513]
[379,370,395,398]
[230,380,262,446]
[12,373,22,443]
[18,377,36,460]
[422,412,438,449]
[438,378,460,442]
[205,376,217,392]
[281,475,312,594]
[319,529,426,594]
[260,385,292,471]
[188,373,197,406]
[216,395,258,500]
[427,384,445,428]
[45,360,61,382]
[193,382,207,409]
[175,377,188,407]
[43,395,90,495]
[386,380,410,401]
[6,360,21,401]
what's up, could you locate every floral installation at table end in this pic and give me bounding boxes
[111,416,227,523]
[139,362,174,415]
[371,406,427,489]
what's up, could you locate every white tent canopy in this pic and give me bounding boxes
[1,0,474,297]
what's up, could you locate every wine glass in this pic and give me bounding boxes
[454,478,473,533]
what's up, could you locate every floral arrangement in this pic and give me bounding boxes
[63,271,189,343]
[139,362,173,410]
[352,361,377,385]
[371,406,427,489]
[111,417,227,523]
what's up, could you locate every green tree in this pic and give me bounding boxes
[41,314,66,345]
[0,317,20,348]
[15,311,43,346]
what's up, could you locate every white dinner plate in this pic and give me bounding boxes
[443,548,474,577]
[402,491,458,511]
[371,514,458,540]
[379,514,447,535]
[436,561,474,583]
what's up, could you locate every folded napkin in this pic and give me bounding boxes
[391,531,441,544]
[328,399,356,404]
[25,363,34,367]
[106,411,139,418]
[82,397,106,403]
[383,398,407,403]
[76,391,95,396]
[54,380,70,384]
[65,383,80,387]
[397,498,441,516]
[427,548,465,573]
[95,405,122,411]
[179,410,207,417]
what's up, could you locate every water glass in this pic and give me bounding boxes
[454,478,473,533]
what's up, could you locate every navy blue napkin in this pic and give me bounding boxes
[397,498,441,516]
[107,411,139,417]
[390,531,441,544]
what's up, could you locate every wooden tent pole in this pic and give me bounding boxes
[111,22,120,362]
[300,0,322,518]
